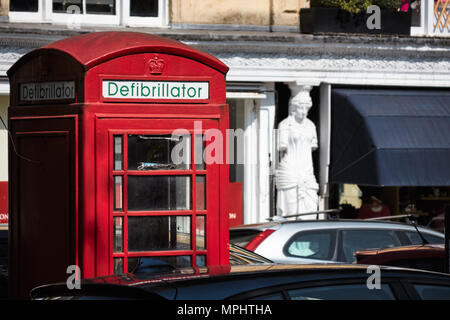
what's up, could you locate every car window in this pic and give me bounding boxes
[286,231,333,260]
[404,231,444,245]
[387,258,445,273]
[249,292,285,300]
[288,284,396,300]
[412,284,450,300]
[341,230,401,263]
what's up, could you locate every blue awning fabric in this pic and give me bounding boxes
[330,89,450,186]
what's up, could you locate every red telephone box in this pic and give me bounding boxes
[7,32,230,299]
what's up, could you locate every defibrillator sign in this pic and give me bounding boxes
[20,81,75,101]
[102,80,209,100]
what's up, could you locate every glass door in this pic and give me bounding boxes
[97,119,219,275]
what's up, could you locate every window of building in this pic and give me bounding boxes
[9,0,168,27]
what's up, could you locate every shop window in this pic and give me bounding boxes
[10,0,38,12]
[52,0,83,14]
[85,0,115,15]
[9,0,167,27]
[130,0,158,17]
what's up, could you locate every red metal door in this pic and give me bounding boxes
[96,118,220,275]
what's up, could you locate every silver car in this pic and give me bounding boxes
[230,220,445,264]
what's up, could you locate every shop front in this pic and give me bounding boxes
[330,88,450,225]
[7,31,230,299]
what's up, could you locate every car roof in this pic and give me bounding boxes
[230,219,441,232]
[31,263,450,299]
[36,263,450,289]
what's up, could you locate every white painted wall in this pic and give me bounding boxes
[243,99,259,224]
[258,87,276,222]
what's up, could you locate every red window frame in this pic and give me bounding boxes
[104,119,219,274]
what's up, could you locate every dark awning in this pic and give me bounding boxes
[330,89,450,186]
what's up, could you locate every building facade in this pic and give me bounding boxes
[1,0,450,226]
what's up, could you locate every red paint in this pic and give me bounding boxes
[0,181,7,224]
[228,182,243,228]
[245,229,275,252]
[8,32,229,299]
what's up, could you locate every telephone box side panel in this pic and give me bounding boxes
[8,116,78,299]
[79,109,97,278]
[219,104,230,265]
[8,51,85,108]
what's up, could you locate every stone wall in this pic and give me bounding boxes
[170,0,310,27]
[0,0,9,16]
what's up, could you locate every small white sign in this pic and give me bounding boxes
[102,80,209,100]
[20,81,75,101]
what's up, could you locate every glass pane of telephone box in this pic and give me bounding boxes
[195,134,205,170]
[113,217,123,253]
[113,258,123,275]
[128,216,191,252]
[196,216,206,250]
[128,176,191,211]
[113,135,123,171]
[113,176,123,211]
[128,134,190,171]
[128,256,192,272]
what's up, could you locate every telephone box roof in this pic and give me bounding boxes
[8,31,229,76]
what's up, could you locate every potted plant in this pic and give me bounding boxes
[300,0,411,35]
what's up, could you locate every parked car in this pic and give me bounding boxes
[229,243,273,265]
[128,243,273,275]
[230,220,444,264]
[31,263,450,300]
[355,244,447,273]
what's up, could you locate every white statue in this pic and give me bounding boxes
[276,84,319,217]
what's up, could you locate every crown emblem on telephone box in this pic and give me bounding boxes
[148,57,165,75]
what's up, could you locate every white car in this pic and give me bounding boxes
[230,220,444,264]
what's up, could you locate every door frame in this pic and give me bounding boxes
[95,117,221,275]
